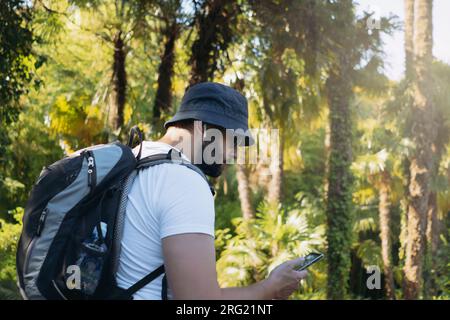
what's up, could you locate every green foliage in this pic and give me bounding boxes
[0,0,39,202]
[50,94,106,150]
[0,0,36,124]
[216,196,326,299]
[429,225,450,299]
[0,102,64,214]
[0,207,23,299]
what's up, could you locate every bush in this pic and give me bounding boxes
[0,207,23,299]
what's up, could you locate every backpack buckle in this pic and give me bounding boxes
[167,149,183,164]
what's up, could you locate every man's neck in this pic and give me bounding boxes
[157,135,181,148]
[158,128,195,162]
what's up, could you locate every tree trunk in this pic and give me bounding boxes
[400,0,415,268]
[379,171,396,299]
[423,190,438,297]
[324,1,355,300]
[404,0,415,79]
[426,192,439,254]
[403,0,435,300]
[267,132,284,205]
[325,60,353,300]
[236,164,254,219]
[153,21,178,133]
[188,0,237,85]
[230,79,254,218]
[423,121,445,296]
[109,31,127,134]
[323,122,331,197]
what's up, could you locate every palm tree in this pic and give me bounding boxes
[404,0,415,79]
[323,0,355,299]
[423,61,450,297]
[249,0,320,206]
[403,0,435,299]
[321,0,396,299]
[378,171,396,299]
[51,0,159,139]
[152,0,183,133]
[236,164,255,219]
[188,0,239,85]
[109,29,127,133]
[353,147,401,299]
[231,79,255,219]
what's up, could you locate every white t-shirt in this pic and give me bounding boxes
[115,141,215,299]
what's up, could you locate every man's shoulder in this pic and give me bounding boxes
[141,162,211,196]
[160,163,209,187]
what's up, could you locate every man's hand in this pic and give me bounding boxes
[263,258,308,300]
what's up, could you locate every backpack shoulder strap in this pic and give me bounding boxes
[118,264,166,299]
[136,149,215,196]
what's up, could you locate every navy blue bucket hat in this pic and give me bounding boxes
[164,82,254,146]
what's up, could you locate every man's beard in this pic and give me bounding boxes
[195,140,225,178]
[196,162,224,178]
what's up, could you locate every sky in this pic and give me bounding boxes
[356,0,450,80]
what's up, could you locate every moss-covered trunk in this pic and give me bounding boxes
[325,60,353,300]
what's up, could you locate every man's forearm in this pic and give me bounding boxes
[219,279,274,300]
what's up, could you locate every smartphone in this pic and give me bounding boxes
[293,253,324,271]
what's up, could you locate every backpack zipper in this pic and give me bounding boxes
[23,236,37,276]
[22,207,49,285]
[86,150,96,191]
[36,208,48,237]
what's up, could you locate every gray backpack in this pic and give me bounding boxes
[16,126,213,300]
